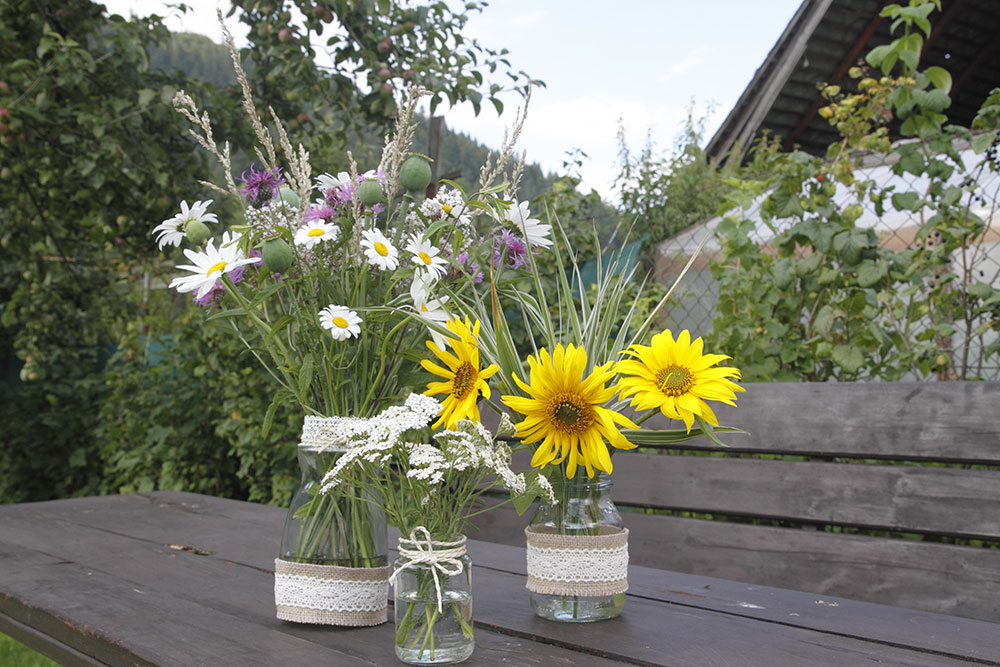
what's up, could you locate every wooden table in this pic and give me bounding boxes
[2,492,999,666]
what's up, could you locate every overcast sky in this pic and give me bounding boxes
[101,1,801,201]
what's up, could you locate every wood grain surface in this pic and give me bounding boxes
[2,491,998,666]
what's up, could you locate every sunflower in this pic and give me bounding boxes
[501,344,638,479]
[421,317,500,429]
[614,329,744,432]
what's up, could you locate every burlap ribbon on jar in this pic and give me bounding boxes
[274,559,390,626]
[524,526,629,597]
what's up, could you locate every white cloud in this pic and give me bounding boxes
[659,44,714,82]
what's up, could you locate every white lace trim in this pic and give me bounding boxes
[274,573,388,612]
[525,527,628,596]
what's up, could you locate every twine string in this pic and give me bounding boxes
[389,527,467,613]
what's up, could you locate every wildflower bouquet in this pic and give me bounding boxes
[319,388,554,664]
[157,14,554,628]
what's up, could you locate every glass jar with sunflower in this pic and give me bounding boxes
[453,215,746,622]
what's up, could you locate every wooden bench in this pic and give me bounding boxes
[475,381,1000,622]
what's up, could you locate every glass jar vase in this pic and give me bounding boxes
[526,472,628,622]
[392,534,474,665]
[274,417,389,626]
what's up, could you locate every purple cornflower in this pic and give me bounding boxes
[493,229,531,270]
[305,205,338,224]
[456,250,484,283]
[240,165,286,206]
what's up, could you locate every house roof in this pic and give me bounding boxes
[706,0,1000,164]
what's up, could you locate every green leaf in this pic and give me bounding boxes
[925,66,952,94]
[297,355,314,400]
[891,191,921,211]
[832,345,864,373]
[621,424,745,446]
[967,281,993,299]
[972,133,994,153]
[856,259,888,288]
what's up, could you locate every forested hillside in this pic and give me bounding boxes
[149,32,557,200]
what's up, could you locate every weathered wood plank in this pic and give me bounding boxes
[496,448,1000,539]
[608,452,1000,539]
[10,492,1000,664]
[458,535,1000,666]
[483,381,1000,462]
[653,381,1000,462]
[0,502,621,667]
[469,504,1000,624]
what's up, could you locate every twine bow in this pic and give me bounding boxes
[389,527,467,613]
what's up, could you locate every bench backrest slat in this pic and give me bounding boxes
[642,382,1000,463]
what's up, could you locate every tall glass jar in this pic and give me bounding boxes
[393,539,474,665]
[274,426,389,627]
[279,443,387,567]
[526,472,627,622]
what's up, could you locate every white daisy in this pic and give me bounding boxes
[315,171,352,192]
[294,220,339,249]
[168,232,261,298]
[361,228,399,270]
[410,275,451,348]
[152,200,218,249]
[506,200,552,249]
[405,235,448,280]
[319,305,362,341]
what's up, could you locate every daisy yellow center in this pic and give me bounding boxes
[332,316,349,329]
[308,228,325,237]
[420,303,429,312]
[206,260,228,275]
[546,391,594,434]
[441,204,452,214]
[419,251,433,265]
[656,365,694,396]
[451,361,476,398]
[374,241,389,257]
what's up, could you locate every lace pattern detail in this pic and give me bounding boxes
[274,559,389,626]
[524,527,628,597]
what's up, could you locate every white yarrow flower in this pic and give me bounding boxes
[361,228,399,270]
[405,236,448,280]
[294,220,339,249]
[319,305,362,341]
[506,200,552,249]
[152,200,218,249]
[168,231,261,298]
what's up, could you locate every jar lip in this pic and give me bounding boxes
[297,442,347,453]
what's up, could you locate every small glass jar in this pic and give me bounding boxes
[528,472,627,622]
[279,443,387,567]
[393,548,474,665]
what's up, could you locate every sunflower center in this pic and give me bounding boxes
[206,260,228,276]
[419,251,433,265]
[374,241,389,257]
[332,316,349,329]
[308,228,325,237]
[451,361,477,398]
[546,392,594,434]
[656,365,694,395]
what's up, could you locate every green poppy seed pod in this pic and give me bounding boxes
[261,237,293,273]
[278,186,300,208]
[357,179,385,207]
[399,156,432,194]
[184,219,211,246]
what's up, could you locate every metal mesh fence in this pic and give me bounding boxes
[652,139,1000,380]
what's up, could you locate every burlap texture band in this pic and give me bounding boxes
[524,526,629,597]
[274,558,389,626]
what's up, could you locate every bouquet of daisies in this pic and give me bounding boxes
[156,15,553,576]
